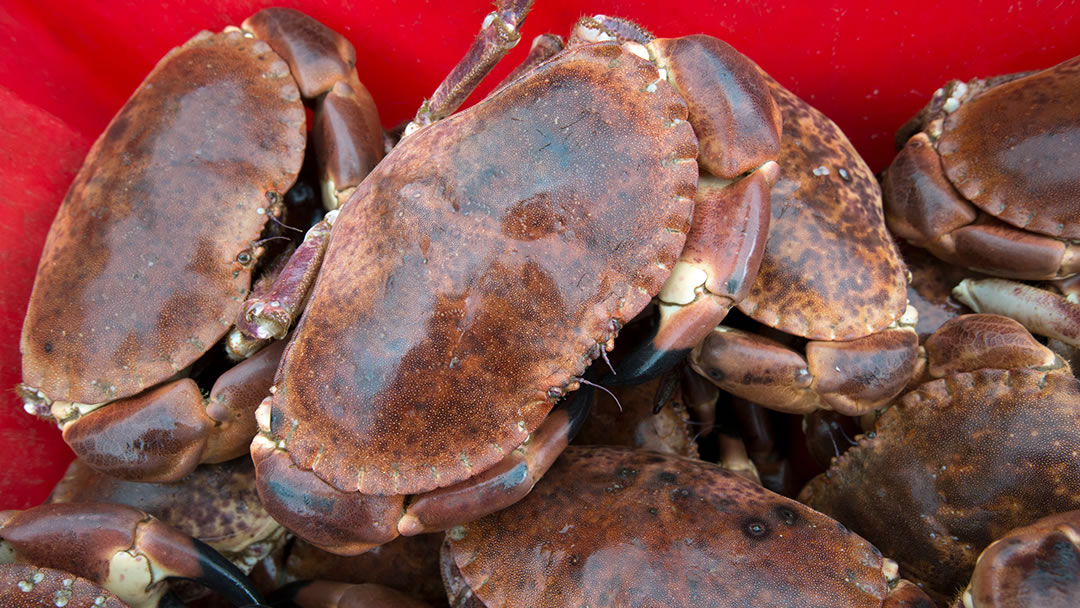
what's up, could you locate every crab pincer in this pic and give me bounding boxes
[567,17,782,383]
[0,503,264,607]
[17,7,384,483]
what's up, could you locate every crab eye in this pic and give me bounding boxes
[743,518,769,538]
[236,251,253,265]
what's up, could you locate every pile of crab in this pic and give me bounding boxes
[6,3,1079,607]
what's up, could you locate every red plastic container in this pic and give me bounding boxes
[2,0,1079,508]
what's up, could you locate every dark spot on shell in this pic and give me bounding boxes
[617,467,638,480]
[671,487,693,500]
[648,507,658,516]
[658,471,678,484]
[743,518,770,539]
[776,505,798,525]
[43,343,53,354]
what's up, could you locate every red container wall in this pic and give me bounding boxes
[1,0,1079,507]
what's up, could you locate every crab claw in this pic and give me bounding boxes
[0,503,263,608]
[56,340,285,483]
[396,384,592,536]
[613,162,776,384]
[252,387,592,555]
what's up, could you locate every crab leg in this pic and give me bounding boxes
[690,307,920,416]
[884,132,1080,280]
[0,503,263,608]
[397,386,592,536]
[232,212,336,348]
[407,0,535,132]
[491,33,564,93]
[251,387,592,554]
[953,278,1080,348]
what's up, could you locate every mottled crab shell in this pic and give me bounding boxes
[444,446,894,607]
[800,368,1080,599]
[20,29,305,404]
[957,509,1080,607]
[0,564,127,608]
[737,76,907,340]
[938,56,1080,241]
[47,457,280,570]
[270,42,698,497]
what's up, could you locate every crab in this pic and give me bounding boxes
[951,509,1080,608]
[244,3,784,554]
[0,503,264,607]
[687,73,920,418]
[47,457,284,577]
[882,55,1080,281]
[441,446,933,607]
[799,313,1080,602]
[15,7,384,483]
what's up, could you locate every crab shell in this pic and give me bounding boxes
[883,55,1080,280]
[442,446,925,607]
[689,74,916,416]
[954,509,1080,607]
[251,41,699,543]
[0,564,127,608]
[799,362,1080,601]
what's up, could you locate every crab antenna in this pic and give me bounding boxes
[577,376,623,412]
[406,0,535,134]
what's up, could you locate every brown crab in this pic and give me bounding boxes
[688,73,919,418]
[245,2,783,553]
[0,503,263,607]
[442,446,932,607]
[15,7,383,483]
[883,55,1080,280]
[951,509,1080,608]
[799,314,1080,602]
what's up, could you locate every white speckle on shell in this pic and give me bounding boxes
[267,60,289,79]
[813,166,830,176]
[280,84,300,102]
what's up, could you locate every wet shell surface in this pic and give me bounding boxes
[938,56,1080,240]
[20,30,305,404]
[445,446,892,607]
[800,368,1080,598]
[271,42,699,496]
